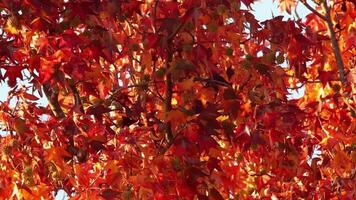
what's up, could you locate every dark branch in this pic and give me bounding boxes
[67,79,84,113]
[301,0,327,21]
[43,83,65,119]
[321,0,347,85]
[165,51,173,143]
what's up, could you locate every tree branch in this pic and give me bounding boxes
[67,79,84,113]
[165,50,173,143]
[152,58,165,101]
[43,83,65,119]
[321,0,347,85]
[301,0,327,21]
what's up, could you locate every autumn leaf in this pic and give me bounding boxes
[5,16,20,34]
[13,117,26,135]
[347,67,356,84]
[241,0,255,8]
[179,77,195,90]
[0,0,354,198]
[276,0,297,14]
[3,65,23,87]
[141,53,152,69]
[22,93,39,101]
[165,110,187,128]
[332,148,353,175]
[39,50,68,83]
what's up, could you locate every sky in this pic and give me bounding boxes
[252,0,312,20]
[0,1,312,199]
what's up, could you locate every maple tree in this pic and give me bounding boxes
[0,0,355,199]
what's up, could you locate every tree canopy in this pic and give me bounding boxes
[0,0,355,199]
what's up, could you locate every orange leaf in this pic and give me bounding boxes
[332,148,353,175]
[141,53,152,68]
[166,110,186,124]
[179,77,194,90]
[276,0,297,14]
[13,117,26,135]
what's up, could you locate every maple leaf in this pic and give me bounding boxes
[197,135,220,152]
[347,67,356,84]
[317,70,338,85]
[21,92,39,101]
[3,65,23,87]
[5,16,20,34]
[241,0,255,8]
[345,34,356,51]
[30,17,52,31]
[13,117,26,135]
[171,137,196,157]
[276,0,297,14]
[39,50,68,83]
[0,0,354,198]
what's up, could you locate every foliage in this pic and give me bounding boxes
[0,0,355,199]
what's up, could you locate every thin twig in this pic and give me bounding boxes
[165,50,173,143]
[152,0,159,33]
[159,123,188,155]
[194,76,232,88]
[301,0,327,21]
[152,59,165,101]
[321,0,347,85]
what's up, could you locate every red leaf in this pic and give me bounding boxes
[3,65,23,87]
[22,93,39,101]
[317,70,337,85]
[241,0,255,8]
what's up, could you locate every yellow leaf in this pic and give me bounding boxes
[5,16,19,34]
[319,136,330,145]
[89,95,103,105]
[216,115,229,122]
[171,98,178,106]
[277,0,297,14]
[11,183,21,200]
[58,92,74,110]
[305,83,323,102]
